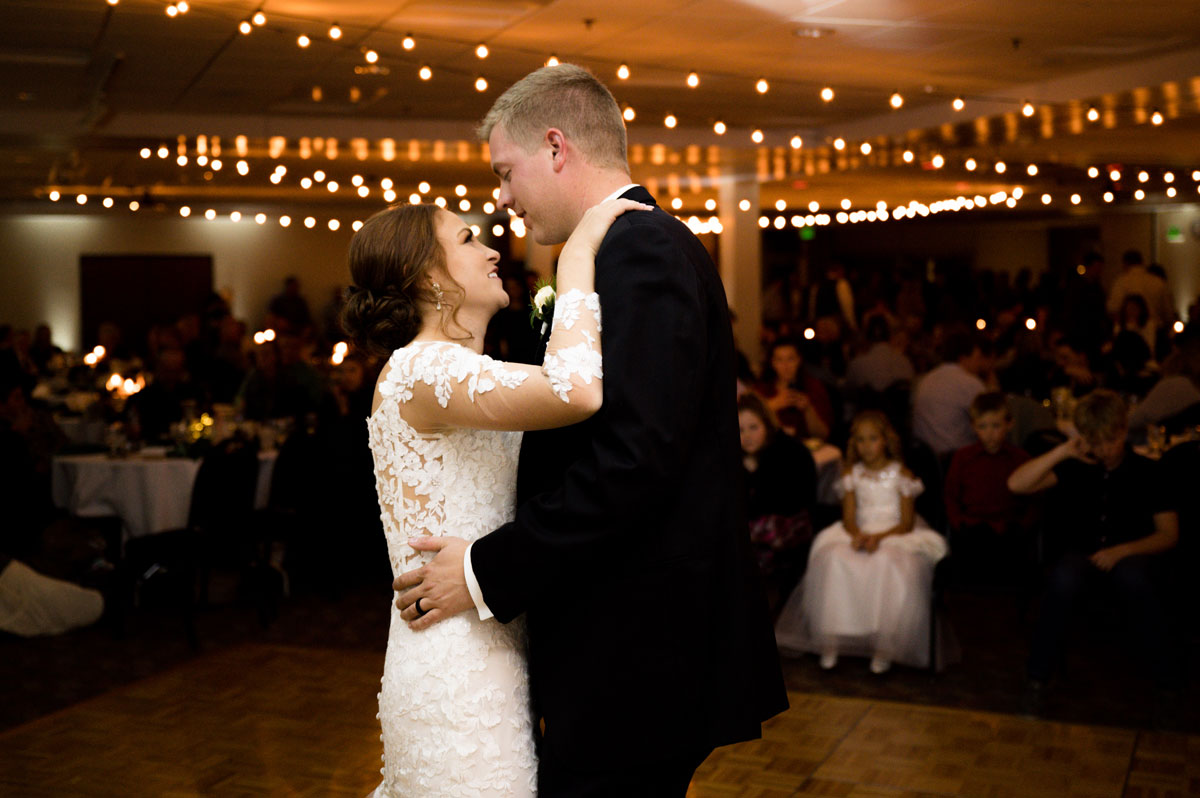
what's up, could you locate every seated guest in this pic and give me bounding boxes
[775,410,948,673]
[758,338,832,440]
[29,324,63,374]
[738,393,818,591]
[845,314,915,393]
[1114,294,1159,364]
[1048,334,1100,396]
[1129,336,1200,433]
[912,328,990,459]
[126,347,200,442]
[1008,389,1182,709]
[944,392,1033,587]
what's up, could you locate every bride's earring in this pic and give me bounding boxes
[431,281,444,311]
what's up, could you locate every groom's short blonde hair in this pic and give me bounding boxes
[477,64,628,172]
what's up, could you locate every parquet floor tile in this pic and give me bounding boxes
[3,648,1196,798]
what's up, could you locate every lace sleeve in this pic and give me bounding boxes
[377,336,602,433]
[542,289,602,403]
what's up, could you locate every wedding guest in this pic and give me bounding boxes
[1007,389,1182,710]
[808,262,857,333]
[775,410,948,672]
[29,324,63,374]
[738,393,817,591]
[944,392,1033,586]
[1114,294,1159,362]
[126,347,201,442]
[912,328,990,458]
[1107,249,1174,329]
[205,316,249,404]
[845,314,914,393]
[1129,336,1200,432]
[759,339,832,440]
[267,276,314,334]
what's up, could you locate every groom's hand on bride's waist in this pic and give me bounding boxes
[394,536,474,630]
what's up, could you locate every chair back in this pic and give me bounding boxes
[188,437,259,532]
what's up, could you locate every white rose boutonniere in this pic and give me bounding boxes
[529,278,556,337]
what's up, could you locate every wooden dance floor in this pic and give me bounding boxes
[1,643,1195,797]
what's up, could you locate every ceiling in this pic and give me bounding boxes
[2,0,1200,225]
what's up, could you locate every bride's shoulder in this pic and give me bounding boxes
[380,340,528,408]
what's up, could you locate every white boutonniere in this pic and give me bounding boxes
[529,278,556,337]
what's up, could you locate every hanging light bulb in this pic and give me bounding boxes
[545,55,560,67]
[617,64,630,80]
[833,138,845,151]
[252,11,266,25]
[476,43,489,59]
[751,129,764,143]
[860,142,871,155]
[239,20,252,34]
[755,78,769,94]
[419,65,432,80]
[1087,166,1099,178]
[931,154,945,168]
[1021,101,1035,117]
[902,150,914,163]
[965,158,977,171]
[297,34,310,48]
[328,23,342,40]
[664,114,677,129]
[623,106,635,122]
[952,96,965,111]
[686,72,699,88]
[364,49,378,64]
[403,34,416,50]
[790,135,802,149]
[475,77,488,92]
[889,92,903,109]
[1151,108,1164,125]
[820,86,834,102]
[1087,105,1100,122]
[713,121,726,135]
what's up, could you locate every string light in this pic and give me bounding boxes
[475,44,489,59]
[103,197,114,208]
[157,145,169,158]
[364,49,378,64]
[475,77,488,92]
[304,217,316,229]
[809,201,820,212]
[1027,164,1038,176]
[671,197,683,210]
[417,181,429,193]
[1103,191,1114,202]
[1151,109,1164,125]
[833,138,845,151]
[300,177,312,189]
[1021,101,1035,117]
[931,154,944,168]
[1138,170,1150,182]
[49,190,60,201]
[622,106,635,122]
[965,158,977,171]
[1087,106,1100,122]
[664,114,677,129]
[230,211,241,222]
[419,65,432,80]
[859,142,871,155]
[546,55,560,67]
[402,34,415,50]
[755,78,769,94]
[408,193,421,204]
[1164,171,1174,183]
[255,213,266,225]
[239,20,252,34]
[179,205,190,216]
[790,135,802,149]
[686,72,699,88]
[1166,186,1177,198]
[952,96,964,111]
[1070,194,1081,205]
[889,92,903,109]
[328,23,342,40]
[1110,169,1121,181]
[902,150,914,163]
[751,129,764,143]
[297,34,310,48]
[1134,189,1145,200]
[129,200,139,211]
[994,161,1007,174]
[820,87,834,102]
[166,4,178,18]
[1088,166,1099,178]
[713,121,726,135]
[617,64,630,80]
[252,11,266,25]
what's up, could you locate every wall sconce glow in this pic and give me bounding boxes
[820,87,834,102]
[687,72,699,88]
[755,78,769,94]
[617,64,630,80]
[713,121,726,135]
[952,96,965,111]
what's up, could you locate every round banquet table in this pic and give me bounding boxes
[52,449,277,540]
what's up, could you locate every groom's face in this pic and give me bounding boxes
[489,123,570,245]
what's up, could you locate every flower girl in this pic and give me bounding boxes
[775,411,948,672]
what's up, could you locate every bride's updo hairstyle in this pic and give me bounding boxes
[341,204,461,357]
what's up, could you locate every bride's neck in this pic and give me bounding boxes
[412,307,490,354]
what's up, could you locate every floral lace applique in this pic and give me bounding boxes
[552,288,602,332]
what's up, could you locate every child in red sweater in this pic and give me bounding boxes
[944,392,1034,586]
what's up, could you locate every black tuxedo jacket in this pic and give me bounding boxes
[471,186,787,772]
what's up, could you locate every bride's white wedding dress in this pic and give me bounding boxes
[365,291,602,798]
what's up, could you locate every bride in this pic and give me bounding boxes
[340,196,648,798]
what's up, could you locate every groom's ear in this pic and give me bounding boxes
[545,128,568,173]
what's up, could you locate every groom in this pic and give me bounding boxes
[395,64,787,795]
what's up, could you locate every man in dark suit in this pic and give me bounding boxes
[395,64,787,796]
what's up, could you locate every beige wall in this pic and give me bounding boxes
[0,213,358,350]
[1154,205,1200,321]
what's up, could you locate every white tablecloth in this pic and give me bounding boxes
[51,450,277,539]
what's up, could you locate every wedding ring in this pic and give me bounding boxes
[415,598,428,616]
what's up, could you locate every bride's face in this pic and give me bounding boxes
[434,210,507,317]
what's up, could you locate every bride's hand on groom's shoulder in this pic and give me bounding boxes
[393,536,475,630]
